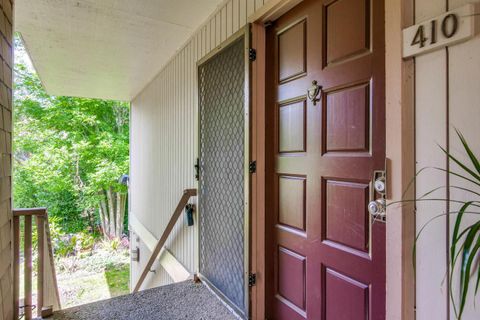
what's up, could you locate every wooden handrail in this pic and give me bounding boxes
[13,207,48,217]
[13,208,61,319]
[133,189,197,292]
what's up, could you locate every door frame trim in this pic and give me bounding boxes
[249,0,416,319]
[384,0,416,319]
[250,21,267,320]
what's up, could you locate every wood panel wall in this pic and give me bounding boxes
[415,0,480,319]
[130,0,268,288]
[0,0,13,319]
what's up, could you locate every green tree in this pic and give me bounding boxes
[14,37,129,238]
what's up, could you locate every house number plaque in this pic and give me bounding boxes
[403,4,478,58]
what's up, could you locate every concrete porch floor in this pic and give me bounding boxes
[43,281,238,320]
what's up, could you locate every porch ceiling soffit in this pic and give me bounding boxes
[15,0,223,101]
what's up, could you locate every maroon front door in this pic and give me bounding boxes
[265,0,386,319]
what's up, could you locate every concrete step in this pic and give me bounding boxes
[38,281,239,320]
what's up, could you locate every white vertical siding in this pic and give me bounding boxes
[415,1,449,319]
[130,0,268,289]
[448,1,480,317]
[415,1,480,319]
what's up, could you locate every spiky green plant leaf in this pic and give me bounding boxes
[411,130,480,319]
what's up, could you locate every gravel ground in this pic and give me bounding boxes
[44,281,239,320]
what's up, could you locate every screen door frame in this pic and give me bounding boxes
[195,24,251,318]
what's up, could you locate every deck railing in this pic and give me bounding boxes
[13,208,61,319]
[133,189,197,292]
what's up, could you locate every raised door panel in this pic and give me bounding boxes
[324,268,369,320]
[279,100,306,153]
[278,20,307,83]
[278,176,306,231]
[277,247,307,313]
[324,83,370,153]
[324,180,369,253]
[324,0,370,66]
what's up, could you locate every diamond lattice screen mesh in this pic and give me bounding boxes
[198,36,246,313]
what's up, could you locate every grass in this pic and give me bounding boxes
[20,241,131,309]
[58,262,130,308]
[56,244,130,308]
[104,264,130,298]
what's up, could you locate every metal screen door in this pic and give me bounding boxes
[197,31,248,317]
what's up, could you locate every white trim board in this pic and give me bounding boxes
[129,215,191,283]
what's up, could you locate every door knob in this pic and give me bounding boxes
[368,198,386,217]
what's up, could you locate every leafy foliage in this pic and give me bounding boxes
[13,36,129,235]
[411,130,480,319]
[444,130,480,319]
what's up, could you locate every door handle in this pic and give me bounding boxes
[368,198,386,217]
[368,171,387,221]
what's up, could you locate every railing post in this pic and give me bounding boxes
[42,213,61,315]
[36,215,45,317]
[13,208,62,317]
[13,216,20,320]
[24,215,32,320]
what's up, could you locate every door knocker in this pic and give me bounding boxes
[307,80,322,106]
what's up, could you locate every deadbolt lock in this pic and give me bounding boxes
[374,176,386,194]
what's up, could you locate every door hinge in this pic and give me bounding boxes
[248,48,256,61]
[248,273,257,287]
[249,160,257,173]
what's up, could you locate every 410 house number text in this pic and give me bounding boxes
[402,4,477,58]
[411,13,458,48]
